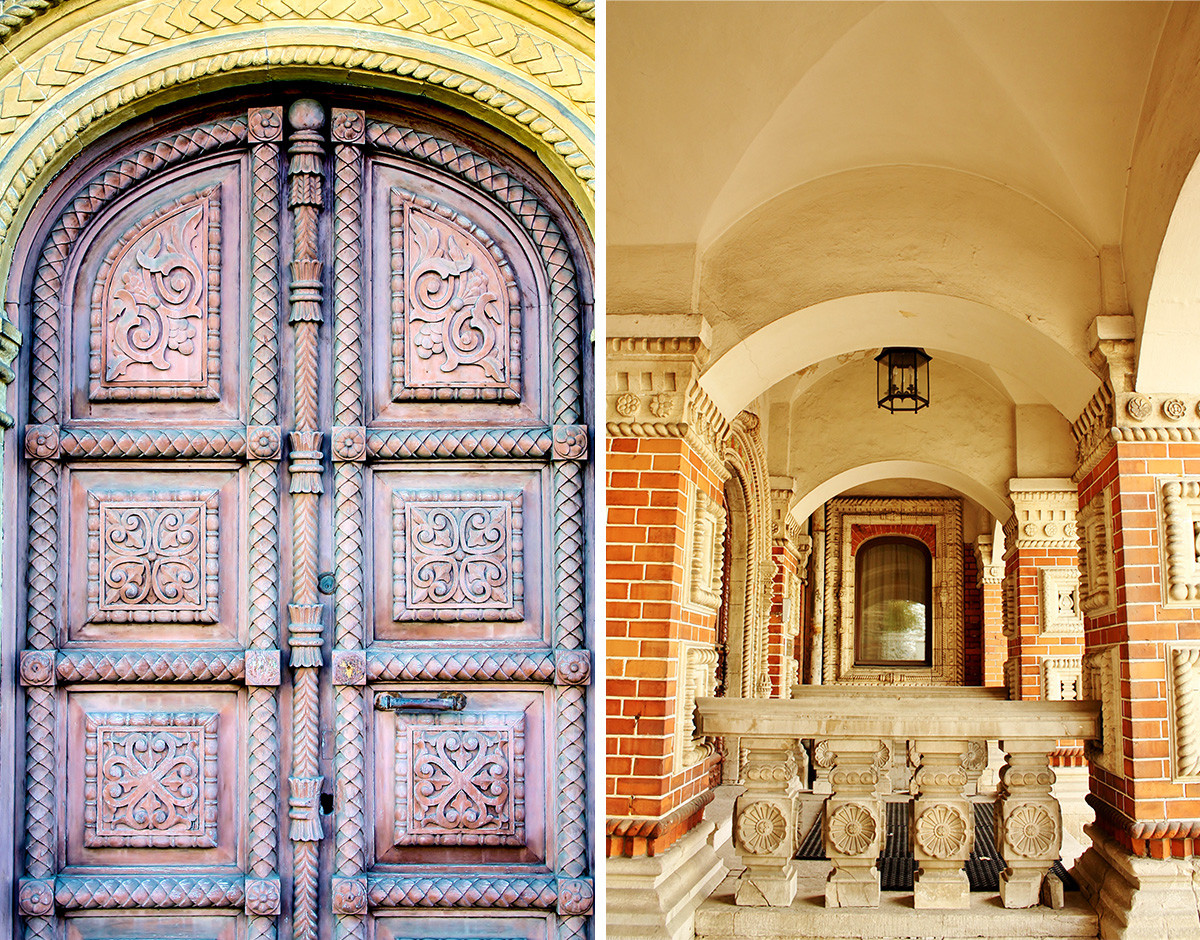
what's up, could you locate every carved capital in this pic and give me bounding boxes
[332,425,367,462]
[552,424,588,460]
[245,649,281,687]
[247,425,282,460]
[1006,479,1079,553]
[244,877,281,916]
[332,649,367,686]
[25,424,59,459]
[288,775,324,842]
[248,106,283,142]
[333,877,367,914]
[555,649,591,686]
[331,108,366,145]
[18,878,54,915]
[557,877,594,915]
[19,650,55,687]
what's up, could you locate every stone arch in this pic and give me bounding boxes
[0,0,595,309]
[699,291,1099,422]
[789,460,1012,529]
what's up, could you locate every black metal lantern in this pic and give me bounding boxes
[875,347,931,412]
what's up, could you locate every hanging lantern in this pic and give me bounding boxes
[875,347,931,412]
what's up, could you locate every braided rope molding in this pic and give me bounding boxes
[50,875,245,909]
[57,426,247,458]
[367,427,552,459]
[553,461,585,649]
[368,121,585,424]
[54,649,244,682]
[367,874,558,909]
[367,649,555,682]
[29,117,248,424]
[1171,645,1200,780]
[556,685,587,878]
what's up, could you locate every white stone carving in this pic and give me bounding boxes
[674,642,719,770]
[1007,480,1079,551]
[1042,656,1082,702]
[1039,567,1083,635]
[1158,479,1200,606]
[1168,644,1200,781]
[1078,488,1117,618]
[682,483,726,612]
[1083,645,1121,773]
[1003,657,1020,701]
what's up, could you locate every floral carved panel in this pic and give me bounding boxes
[83,711,219,848]
[389,189,521,402]
[86,488,220,624]
[1039,567,1084,636]
[90,187,222,401]
[393,710,526,846]
[391,488,524,622]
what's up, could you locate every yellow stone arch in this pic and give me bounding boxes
[0,0,594,305]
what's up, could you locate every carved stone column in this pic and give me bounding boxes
[823,738,885,908]
[732,737,800,906]
[910,740,972,908]
[996,738,1061,908]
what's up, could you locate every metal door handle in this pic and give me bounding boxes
[374,691,466,713]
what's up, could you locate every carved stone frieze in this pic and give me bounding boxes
[90,187,222,402]
[83,710,219,848]
[1005,480,1079,553]
[1078,488,1117,618]
[1038,566,1084,635]
[1042,656,1082,702]
[392,488,524,622]
[86,487,220,625]
[682,483,726,612]
[394,710,525,846]
[674,642,719,769]
[390,188,521,402]
[1168,645,1200,781]
[1158,479,1200,606]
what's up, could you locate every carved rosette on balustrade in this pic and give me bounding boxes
[995,740,1062,908]
[910,741,973,908]
[733,738,800,906]
[822,739,886,908]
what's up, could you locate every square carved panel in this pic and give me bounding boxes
[394,710,526,846]
[389,189,521,402]
[1079,488,1117,617]
[392,488,524,622]
[1042,655,1082,701]
[87,488,220,624]
[1039,566,1084,635]
[682,483,726,613]
[89,186,222,402]
[84,710,219,848]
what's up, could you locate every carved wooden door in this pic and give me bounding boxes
[16,97,592,940]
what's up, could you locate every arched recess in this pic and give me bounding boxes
[720,412,773,701]
[789,460,1012,530]
[0,0,595,307]
[1138,149,1200,393]
[699,291,1099,421]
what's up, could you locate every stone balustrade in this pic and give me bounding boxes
[696,688,1100,911]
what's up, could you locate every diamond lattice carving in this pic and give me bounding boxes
[394,710,525,846]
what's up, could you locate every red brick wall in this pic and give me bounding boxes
[963,548,983,686]
[606,435,724,856]
[1078,442,1200,857]
[1004,544,1083,701]
[981,579,1004,687]
[766,544,799,697]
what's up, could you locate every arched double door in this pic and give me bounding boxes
[14,94,592,940]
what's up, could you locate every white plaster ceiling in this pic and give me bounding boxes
[608,0,1169,252]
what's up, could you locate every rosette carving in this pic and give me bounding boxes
[332,876,367,914]
[244,877,281,916]
[827,802,876,856]
[1004,803,1057,858]
[737,801,787,855]
[915,804,968,858]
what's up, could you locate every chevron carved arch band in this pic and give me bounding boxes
[0,0,594,298]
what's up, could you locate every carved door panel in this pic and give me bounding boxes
[17,98,592,940]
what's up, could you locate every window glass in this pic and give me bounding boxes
[855,537,930,665]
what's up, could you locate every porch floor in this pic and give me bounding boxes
[694,863,1099,940]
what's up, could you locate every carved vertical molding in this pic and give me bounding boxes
[330,106,367,940]
[285,98,326,940]
[247,105,283,940]
[553,461,586,650]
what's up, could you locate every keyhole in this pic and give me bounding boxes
[320,792,334,816]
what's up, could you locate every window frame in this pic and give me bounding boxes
[853,534,934,667]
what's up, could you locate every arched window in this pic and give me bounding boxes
[854,536,932,666]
